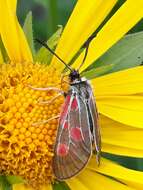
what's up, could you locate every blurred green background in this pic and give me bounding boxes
[17,0,143,171]
[17,0,76,40]
[17,0,143,41]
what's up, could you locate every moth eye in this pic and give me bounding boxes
[70,127,82,141]
[57,143,69,157]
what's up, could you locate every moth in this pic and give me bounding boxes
[36,34,101,180]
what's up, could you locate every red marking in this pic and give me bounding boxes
[64,121,68,129]
[57,144,68,157]
[71,97,78,110]
[70,127,82,141]
[60,95,71,123]
[66,95,71,103]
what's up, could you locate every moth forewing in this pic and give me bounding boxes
[86,82,101,164]
[52,81,93,180]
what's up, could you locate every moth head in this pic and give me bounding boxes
[69,69,80,82]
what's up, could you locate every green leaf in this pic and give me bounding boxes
[52,182,71,190]
[0,176,12,190]
[35,25,63,64]
[90,31,143,73]
[82,64,114,79]
[47,25,63,49]
[23,11,35,56]
[6,176,26,184]
[34,0,48,8]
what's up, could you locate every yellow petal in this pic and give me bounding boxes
[89,158,143,189]
[51,0,117,71]
[67,178,89,190]
[78,169,135,190]
[92,66,143,96]
[0,0,33,62]
[13,184,33,190]
[13,184,52,190]
[73,0,143,72]
[97,96,143,128]
[93,67,143,129]
[100,115,143,157]
[102,143,143,158]
[127,182,143,190]
[9,0,17,12]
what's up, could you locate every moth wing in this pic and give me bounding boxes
[88,88,101,164]
[53,93,92,180]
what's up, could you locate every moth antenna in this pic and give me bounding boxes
[78,33,97,71]
[35,38,73,71]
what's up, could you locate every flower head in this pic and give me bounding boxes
[0,62,68,188]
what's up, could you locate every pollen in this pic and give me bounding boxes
[0,62,68,189]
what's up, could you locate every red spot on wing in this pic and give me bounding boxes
[57,144,69,157]
[64,121,68,129]
[71,97,78,110]
[70,127,82,141]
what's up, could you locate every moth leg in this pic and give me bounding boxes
[32,115,60,126]
[38,93,63,105]
[60,73,69,89]
[28,84,65,95]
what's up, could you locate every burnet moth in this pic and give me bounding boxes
[36,34,101,180]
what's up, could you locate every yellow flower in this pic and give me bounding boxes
[0,0,143,190]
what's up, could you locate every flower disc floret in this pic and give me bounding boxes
[0,62,68,188]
